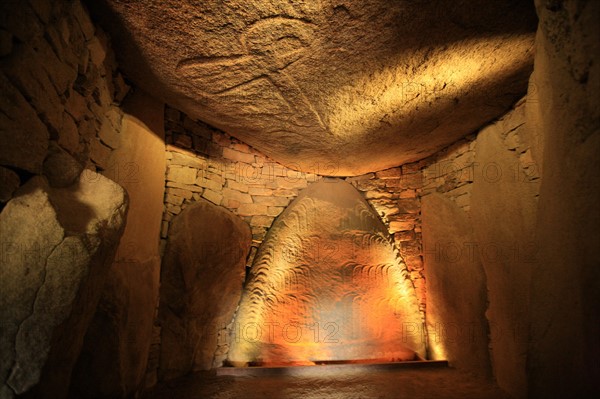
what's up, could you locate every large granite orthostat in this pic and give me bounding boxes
[89,0,537,175]
[158,199,252,380]
[228,180,424,366]
[0,173,127,399]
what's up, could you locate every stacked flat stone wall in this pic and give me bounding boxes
[422,97,539,211]
[0,0,129,205]
[344,163,426,312]
[160,106,322,265]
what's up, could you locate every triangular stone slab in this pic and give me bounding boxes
[228,179,425,366]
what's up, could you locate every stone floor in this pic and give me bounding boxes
[143,367,510,399]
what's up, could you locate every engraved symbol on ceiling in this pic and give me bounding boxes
[177,17,326,130]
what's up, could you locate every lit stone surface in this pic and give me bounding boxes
[143,368,511,399]
[0,173,127,398]
[90,0,536,175]
[158,199,252,380]
[228,180,424,366]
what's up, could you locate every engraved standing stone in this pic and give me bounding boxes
[228,180,425,366]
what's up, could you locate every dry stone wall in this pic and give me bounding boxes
[1,1,133,398]
[422,97,540,211]
[160,107,322,264]
[160,108,429,307]
[344,164,426,312]
[0,0,130,205]
[156,108,431,376]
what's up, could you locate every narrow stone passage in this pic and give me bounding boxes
[143,368,510,399]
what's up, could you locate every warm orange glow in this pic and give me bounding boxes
[326,34,534,141]
[227,181,425,366]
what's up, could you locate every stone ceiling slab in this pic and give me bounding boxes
[89,0,537,175]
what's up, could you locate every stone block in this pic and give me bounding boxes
[399,189,417,199]
[225,199,241,209]
[71,0,95,40]
[183,118,212,139]
[202,189,223,206]
[251,215,275,228]
[166,187,193,200]
[228,180,424,366]
[0,166,19,202]
[222,188,252,204]
[389,221,414,233]
[173,133,192,149]
[375,167,402,179]
[196,176,222,191]
[165,194,184,206]
[346,173,375,182]
[170,151,206,169]
[166,204,182,215]
[273,177,308,190]
[385,173,423,189]
[231,143,251,153]
[59,112,82,155]
[166,166,197,185]
[165,107,180,122]
[223,148,255,164]
[365,190,392,199]
[401,162,421,174]
[394,230,415,242]
[252,196,289,207]
[43,141,83,188]
[237,203,268,216]
[248,187,273,196]
[87,36,106,68]
[165,181,203,193]
[396,199,420,214]
[226,179,248,193]
[0,71,49,173]
[65,89,88,121]
[272,188,296,197]
[267,206,284,217]
[89,138,112,170]
[37,38,77,96]
[98,119,120,149]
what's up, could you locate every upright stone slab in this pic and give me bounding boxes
[0,173,127,399]
[422,193,491,376]
[228,179,425,366]
[69,90,166,399]
[158,199,252,380]
[471,117,538,398]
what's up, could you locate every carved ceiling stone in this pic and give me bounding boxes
[90,0,537,175]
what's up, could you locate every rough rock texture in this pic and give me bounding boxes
[527,1,600,397]
[158,199,252,380]
[0,167,19,202]
[228,180,424,366]
[0,71,48,173]
[470,110,538,398]
[422,193,490,377]
[69,91,166,398]
[89,0,536,175]
[345,167,428,311]
[0,173,127,399]
[160,107,320,261]
[43,141,84,188]
[0,0,129,200]
[419,99,541,390]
